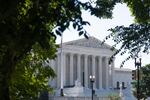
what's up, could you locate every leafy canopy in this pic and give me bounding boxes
[0,0,148,99]
[0,0,122,99]
[124,0,149,23]
[132,64,150,99]
[103,0,150,66]
[140,64,150,97]
[9,42,57,100]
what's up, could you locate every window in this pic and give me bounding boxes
[122,82,125,89]
[116,81,119,89]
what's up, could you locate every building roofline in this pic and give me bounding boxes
[114,68,132,72]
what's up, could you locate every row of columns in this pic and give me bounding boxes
[56,52,114,90]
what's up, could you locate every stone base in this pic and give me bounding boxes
[52,86,136,100]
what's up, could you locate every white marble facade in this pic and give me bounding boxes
[49,36,133,97]
[50,37,114,89]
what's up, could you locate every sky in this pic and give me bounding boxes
[56,3,150,70]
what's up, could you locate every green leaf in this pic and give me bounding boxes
[55,30,61,36]
[79,31,84,36]
[73,23,76,29]
[84,33,89,39]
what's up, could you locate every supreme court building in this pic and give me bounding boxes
[49,37,133,97]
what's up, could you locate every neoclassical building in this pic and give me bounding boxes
[49,36,134,98]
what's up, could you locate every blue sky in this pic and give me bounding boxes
[56,3,150,69]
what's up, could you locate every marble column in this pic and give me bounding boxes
[108,64,111,88]
[70,53,74,86]
[77,54,81,82]
[65,54,70,86]
[50,59,57,88]
[62,52,66,86]
[111,58,115,88]
[105,57,109,89]
[98,56,103,90]
[92,55,96,88]
[56,54,61,88]
[84,54,88,88]
[60,51,64,89]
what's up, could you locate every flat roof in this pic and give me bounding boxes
[114,68,132,72]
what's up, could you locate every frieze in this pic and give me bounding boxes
[63,36,112,49]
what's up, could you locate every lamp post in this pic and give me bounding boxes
[135,57,141,100]
[90,75,95,100]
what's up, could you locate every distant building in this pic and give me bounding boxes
[48,37,134,99]
[114,68,132,89]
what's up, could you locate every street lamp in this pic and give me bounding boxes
[135,57,141,100]
[90,75,95,100]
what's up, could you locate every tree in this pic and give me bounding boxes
[132,64,150,99]
[9,43,57,100]
[103,0,150,66]
[1,0,148,99]
[0,0,121,99]
[140,64,150,99]
[124,0,149,23]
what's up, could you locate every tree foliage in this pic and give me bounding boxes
[132,64,150,99]
[124,0,150,23]
[140,64,150,98]
[9,43,57,100]
[0,0,148,99]
[107,23,150,66]
[103,1,150,66]
[0,0,121,99]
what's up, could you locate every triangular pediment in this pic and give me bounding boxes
[63,36,112,49]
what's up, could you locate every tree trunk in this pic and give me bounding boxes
[0,49,16,100]
[0,75,10,100]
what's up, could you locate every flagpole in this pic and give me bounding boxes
[60,33,64,96]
